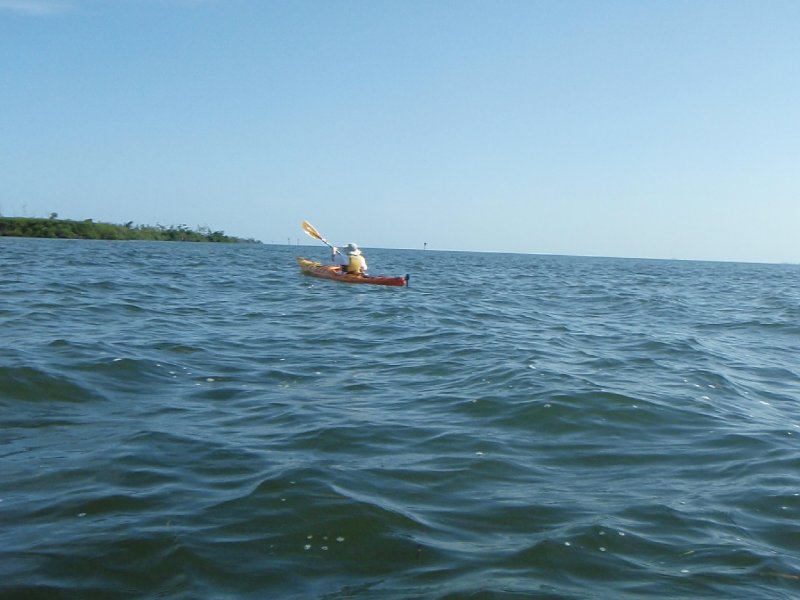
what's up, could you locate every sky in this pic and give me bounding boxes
[1,0,799,263]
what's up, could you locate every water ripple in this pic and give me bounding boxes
[2,240,800,598]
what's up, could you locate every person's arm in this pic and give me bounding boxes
[332,247,347,266]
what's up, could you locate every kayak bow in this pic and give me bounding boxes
[297,257,409,287]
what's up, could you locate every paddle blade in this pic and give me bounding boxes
[302,220,324,241]
[302,220,332,247]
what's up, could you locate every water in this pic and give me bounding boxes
[2,237,799,599]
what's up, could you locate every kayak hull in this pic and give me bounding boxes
[297,257,408,287]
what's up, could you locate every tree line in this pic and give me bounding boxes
[0,216,259,243]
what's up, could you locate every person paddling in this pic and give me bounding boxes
[332,243,368,275]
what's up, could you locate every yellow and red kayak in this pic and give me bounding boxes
[297,257,409,287]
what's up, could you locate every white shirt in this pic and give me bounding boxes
[332,248,349,266]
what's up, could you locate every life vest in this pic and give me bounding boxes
[347,254,366,274]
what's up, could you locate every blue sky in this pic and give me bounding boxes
[2,0,798,262]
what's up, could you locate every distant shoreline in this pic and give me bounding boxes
[0,217,260,244]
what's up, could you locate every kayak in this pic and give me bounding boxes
[297,257,409,287]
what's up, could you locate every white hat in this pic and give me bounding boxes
[345,243,361,255]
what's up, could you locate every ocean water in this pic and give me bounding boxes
[2,237,799,599]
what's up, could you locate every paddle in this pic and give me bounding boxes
[302,220,334,250]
